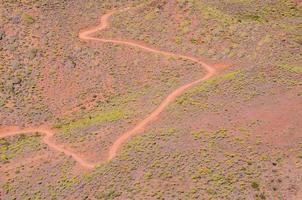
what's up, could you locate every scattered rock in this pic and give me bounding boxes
[11,15,21,24]
[0,98,5,107]
[28,48,38,59]
[8,35,18,43]
[11,60,21,69]
[12,77,22,85]
[0,30,5,40]
[8,44,17,51]
[65,58,76,68]
[5,82,14,93]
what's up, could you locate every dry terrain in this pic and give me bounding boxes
[0,0,301,199]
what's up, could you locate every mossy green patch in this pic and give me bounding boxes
[195,69,241,91]
[54,109,126,132]
[57,176,79,190]
[175,70,241,106]
[279,64,302,73]
[0,134,42,163]
[240,14,264,22]
[194,1,235,24]
[21,12,35,24]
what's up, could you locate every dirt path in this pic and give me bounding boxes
[79,9,216,160]
[0,126,95,170]
[0,8,217,170]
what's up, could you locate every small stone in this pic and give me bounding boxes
[0,98,5,107]
[6,82,14,92]
[11,15,21,24]
[12,77,22,85]
[65,58,76,68]
[28,48,38,59]
[0,30,5,40]
[8,35,18,43]
[11,60,21,69]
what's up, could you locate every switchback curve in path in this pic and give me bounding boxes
[0,7,218,170]
[0,126,95,170]
[79,8,217,160]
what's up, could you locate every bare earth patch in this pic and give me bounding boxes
[0,0,301,199]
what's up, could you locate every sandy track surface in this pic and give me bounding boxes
[0,126,95,169]
[0,8,217,170]
[79,9,216,160]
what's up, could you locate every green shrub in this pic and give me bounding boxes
[22,13,35,24]
[54,109,126,131]
[251,181,259,189]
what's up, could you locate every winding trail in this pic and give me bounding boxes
[0,126,95,169]
[0,8,217,170]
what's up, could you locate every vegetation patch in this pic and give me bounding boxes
[0,134,42,163]
[21,12,35,24]
[54,109,126,132]
[176,70,242,106]
[279,64,302,73]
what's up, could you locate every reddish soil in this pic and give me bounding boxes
[1,154,50,172]
[0,126,94,170]
[0,7,219,170]
[1,0,300,199]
